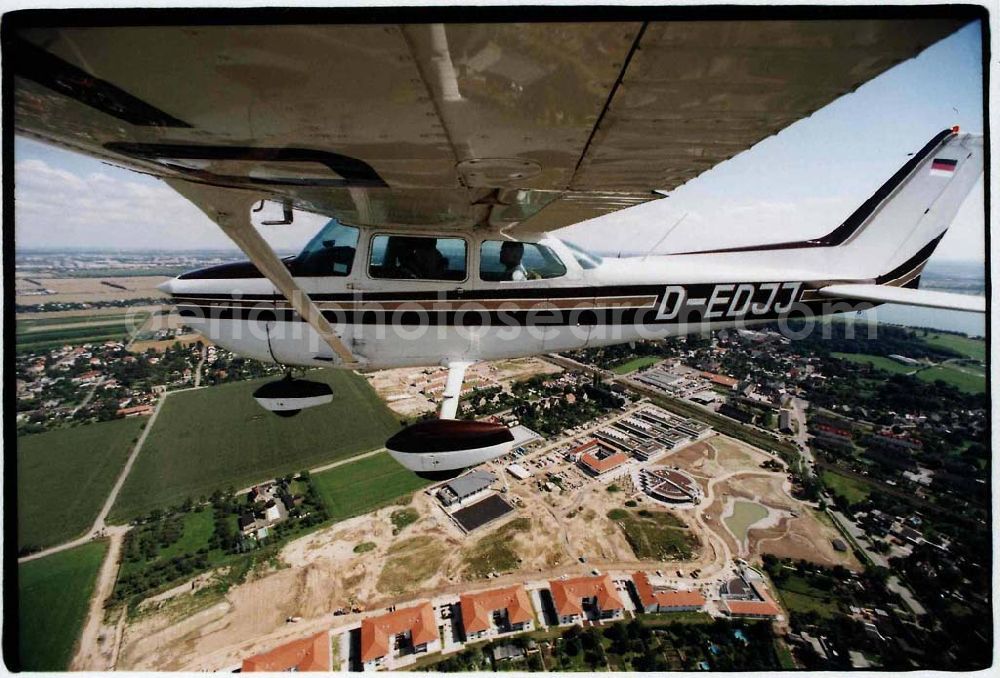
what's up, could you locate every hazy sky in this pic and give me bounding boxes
[15,21,985,263]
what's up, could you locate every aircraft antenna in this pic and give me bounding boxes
[642,212,688,261]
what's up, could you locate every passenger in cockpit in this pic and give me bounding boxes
[400,239,446,279]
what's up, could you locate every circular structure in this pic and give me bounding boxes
[642,468,699,504]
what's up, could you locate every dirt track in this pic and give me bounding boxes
[70,528,127,671]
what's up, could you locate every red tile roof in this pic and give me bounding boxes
[724,598,781,617]
[570,439,600,456]
[360,602,437,662]
[116,404,154,416]
[579,449,629,475]
[724,582,782,618]
[242,631,331,672]
[632,572,705,609]
[701,371,739,387]
[459,585,533,635]
[549,574,624,618]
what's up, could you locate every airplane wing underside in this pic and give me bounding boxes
[9,12,973,233]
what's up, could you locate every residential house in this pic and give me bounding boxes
[242,631,331,672]
[460,585,535,641]
[360,603,439,671]
[632,572,705,613]
[548,574,624,625]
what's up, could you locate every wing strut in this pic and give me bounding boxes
[166,180,360,367]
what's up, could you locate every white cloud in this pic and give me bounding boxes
[14,157,323,253]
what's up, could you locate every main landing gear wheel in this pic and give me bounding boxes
[253,372,333,417]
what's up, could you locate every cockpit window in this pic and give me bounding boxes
[480,240,566,282]
[294,220,359,276]
[369,235,467,281]
[561,240,603,270]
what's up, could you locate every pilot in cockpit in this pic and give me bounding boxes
[499,241,527,281]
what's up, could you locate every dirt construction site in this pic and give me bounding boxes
[109,415,859,671]
[365,357,562,417]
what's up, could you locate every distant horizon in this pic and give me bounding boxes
[14,244,987,269]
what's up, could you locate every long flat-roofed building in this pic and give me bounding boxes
[242,631,331,672]
[437,471,496,507]
[460,584,535,640]
[635,369,685,392]
[360,602,439,671]
[632,572,706,613]
[596,426,640,451]
[549,574,625,625]
[631,439,666,461]
[635,406,685,429]
[675,418,710,437]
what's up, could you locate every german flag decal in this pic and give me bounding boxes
[930,157,957,176]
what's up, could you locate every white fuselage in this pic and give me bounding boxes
[160,231,870,371]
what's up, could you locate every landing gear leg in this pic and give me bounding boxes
[386,360,514,476]
[439,361,473,420]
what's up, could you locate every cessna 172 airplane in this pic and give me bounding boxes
[9,12,986,476]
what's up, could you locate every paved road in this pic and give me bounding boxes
[887,575,927,616]
[193,344,207,388]
[829,509,888,568]
[94,391,167,532]
[788,397,816,475]
[71,378,106,415]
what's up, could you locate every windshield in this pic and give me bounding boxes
[560,240,604,270]
[295,219,359,276]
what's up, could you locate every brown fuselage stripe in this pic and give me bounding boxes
[173,295,658,312]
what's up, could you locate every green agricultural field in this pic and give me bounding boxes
[18,540,108,671]
[611,356,661,375]
[609,509,696,561]
[831,352,916,374]
[108,370,400,522]
[312,452,430,522]
[16,326,135,352]
[921,332,986,362]
[18,312,147,329]
[820,470,871,506]
[18,418,145,552]
[774,574,842,619]
[916,364,985,394]
[15,313,150,353]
